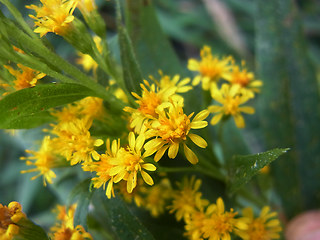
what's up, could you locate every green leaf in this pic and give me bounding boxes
[0,83,95,129]
[67,178,94,230]
[14,218,48,240]
[116,1,143,94]
[256,0,320,218]
[98,191,155,240]
[228,148,289,193]
[124,0,185,77]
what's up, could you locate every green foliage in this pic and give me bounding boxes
[256,0,320,218]
[228,148,290,193]
[14,218,48,240]
[124,0,184,77]
[68,179,95,230]
[98,192,155,240]
[0,83,95,129]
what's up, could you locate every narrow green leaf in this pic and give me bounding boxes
[125,0,184,77]
[0,83,95,129]
[115,0,143,94]
[67,179,94,230]
[98,191,155,240]
[228,148,289,193]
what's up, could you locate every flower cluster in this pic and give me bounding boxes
[125,73,209,164]
[21,96,106,185]
[188,45,262,128]
[50,204,93,240]
[84,132,156,198]
[0,47,45,96]
[0,202,26,240]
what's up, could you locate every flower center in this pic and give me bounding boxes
[224,96,240,115]
[138,92,162,117]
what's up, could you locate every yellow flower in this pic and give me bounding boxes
[144,101,209,164]
[76,36,102,73]
[3,64,45,92]
[51,117,103,165]
[202,198,248,240]
[208,84,254,128]
[237,206,282,240]
[84,139,115,199]
[124,80,177,134]
[168,176,209,222]
[51,204,93,240]
[0,202,26,240]
[27,0,79,37]
[184,211,206,240]
[224,61,263,96]
[141,178,173,218]
[188,45,233,90]
[151,70,192,94]
[108,132,156,194]
[20,136,59,186]
[51,96,105,123]
[87,132,156,198]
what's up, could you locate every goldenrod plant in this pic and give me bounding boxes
[0,0,319,240]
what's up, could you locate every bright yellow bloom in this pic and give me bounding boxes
[0,202,26,240]
[76,36,102,73]
[87,132,156,198]
[188,45,233,90]
[51,96,105,123]
[108,132,156,194]
[51,118,103,165]
[184,211,206,240]
[51,204,93,240]
[27,0,78,37]
[144,101,209,164]
[151,70,192,94]
[20,136,59,186]
[224,61,263,96]
[168,176,209,222]
[202,198,248,240]
[124,80,177,134]
[208,84,254,128]
[238,206,282,240]
[3,64,45,93]
[84,139,115,199]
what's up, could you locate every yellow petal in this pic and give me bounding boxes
[234,114,245,128]
[141,171,154,186]
[128,132,135,150]
[192,75,202,86]
[154,145,169,162]
[188,133,207,148]
[142,163,156,171]
[208,105,222,113]
[135,133,145,152]
[91,151,100,160]
[190,121,208,129]
[240,106,255,114]
[168,143,179,159]
[188,59,200,71]
[210,113,223,125]
[183,144,198,164]
[193,110,210,122]
[94,139,104,147]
